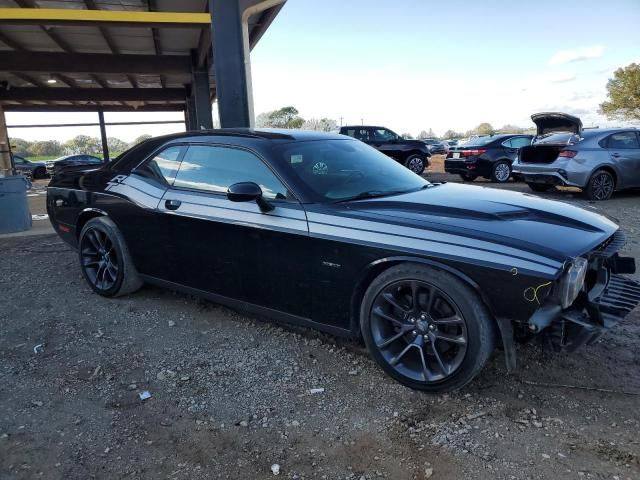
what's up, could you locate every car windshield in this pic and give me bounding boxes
[534,133,581,145]
[275,139,429,202]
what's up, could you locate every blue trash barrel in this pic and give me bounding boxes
[0,175,32,234]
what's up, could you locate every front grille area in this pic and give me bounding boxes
[595,274,640,318]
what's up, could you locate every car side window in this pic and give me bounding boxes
[501,139,513,148]
[350,128,371,142]
[509,137,532,148]
[606,132,640,149]
[372,129,396,142]
[173,145,289,200]
[135,145,184,184]
[13,156,25,164]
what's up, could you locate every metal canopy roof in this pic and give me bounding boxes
[0,0,284,112]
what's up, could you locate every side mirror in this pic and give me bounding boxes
[227,182,274,212]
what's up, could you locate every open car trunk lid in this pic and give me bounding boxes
[531,112,582,137]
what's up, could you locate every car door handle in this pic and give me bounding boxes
[165,199,181,210]
[611,152,620,157]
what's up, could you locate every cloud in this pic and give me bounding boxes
[550,73,576,83]
[548,45,605,65]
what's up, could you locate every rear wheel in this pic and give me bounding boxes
[360,264,496,392]
[33,167,46,179]
[491,161,511,183]
[404,154,426,175]
[527,183,553,192]
[459,173,477,182]
[584,169,615,201]
[79,217,143,297]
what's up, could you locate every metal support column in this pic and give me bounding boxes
[98,110,110,163]
[191,53,213,130]
[210,0,251,128]
[185,96,197,131]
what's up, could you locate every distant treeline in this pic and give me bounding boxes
[11,134,152,159]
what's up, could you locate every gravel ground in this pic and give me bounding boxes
[1,175,639,480]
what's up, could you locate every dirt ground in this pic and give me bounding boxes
[1,169,639,480]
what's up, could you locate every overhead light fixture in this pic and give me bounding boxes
[47,75,57,84]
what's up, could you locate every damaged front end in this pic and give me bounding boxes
[527,230,640,352]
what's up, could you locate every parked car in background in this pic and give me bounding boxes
[46,154,103,176]
[423,140,448,155]
[513,113,640,200]
[445,134,533,182]
[12,155,47,179]
[47,129,640,392]
[339,125,431,174]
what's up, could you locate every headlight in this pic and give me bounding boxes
[558,257,588,308]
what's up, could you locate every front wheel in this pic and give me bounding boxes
[491,161,511,183]
[360,264,496,392]
[33,167,46,179]
[584,169,615,201]
[404,154,426,175]
[79,217,143,297]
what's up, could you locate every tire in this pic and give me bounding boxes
[404,154,426,175]
[33,167,46,179]
[459,173,477,182]
[526,183,553,193]
[360,264,496,392]
[584,169,615,201]
[490,161,511,183]
[78,217,143,297]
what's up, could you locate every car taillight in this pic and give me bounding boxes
[558,150,577,158]
[463,149,487,156]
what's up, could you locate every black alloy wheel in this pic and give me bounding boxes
[585,170,615,201]
[361,264,496,392]
[80,227,119,292]
[370,279,468,382]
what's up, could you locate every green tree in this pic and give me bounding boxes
[30,140,63,157]
[10,138,32,157]
[129,134,152,148]
[63,135,102,155]
[599,63,640,121]
[256,106,305,129]
[467,123,495,136]
[442,129,463,139]
[303,118,337,131]
[107,137,128,154]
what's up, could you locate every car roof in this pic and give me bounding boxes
[581,127,638,137]
[340,125,388,130]
[153,128,348,142]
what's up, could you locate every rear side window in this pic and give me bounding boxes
[509,137,532,148]
[344,128,371,142]
[135,145,184,184]
[605,132,639,149]
[173,145,288,200]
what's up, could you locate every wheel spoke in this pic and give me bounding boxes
[432,314,463,325]
[418,344,434,381]
[425,286,436,314]
[86,230,101,252]
[434,332,467,345]
[430,338,449,375]
[381,292,409,313]
[389,343,415,366]
[372,306,406,328]
[94,264,105,287]
[410,281,421,311]
[377,329,409,349]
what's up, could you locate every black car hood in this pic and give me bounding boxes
[344,183,617,262]
[531,112,582,137]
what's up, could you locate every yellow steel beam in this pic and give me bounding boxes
[0,8,210,28]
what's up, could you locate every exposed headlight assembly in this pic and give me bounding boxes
[558,257,588,308]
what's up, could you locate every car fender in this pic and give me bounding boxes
[586,162,621,189]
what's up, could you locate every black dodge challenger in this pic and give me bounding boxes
[47,129,640,392]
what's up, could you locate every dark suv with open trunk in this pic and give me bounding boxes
[339,126,431,175]
[513,113,640,200]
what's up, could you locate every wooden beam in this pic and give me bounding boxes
[0,51,192,75]
[0,7,210,28]
[0,87,187,102]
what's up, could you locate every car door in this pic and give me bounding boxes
[105,144,185,280]
[158,143,312,317]
[371,128,400,159]
[502,136,532,162]
[11,155,28,175]
[606,131,640,188]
